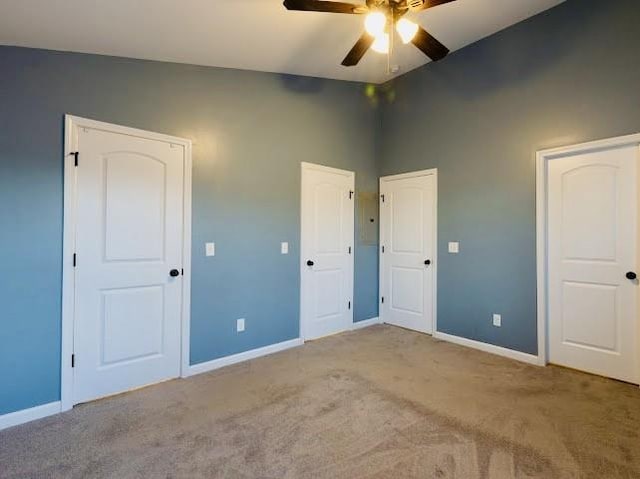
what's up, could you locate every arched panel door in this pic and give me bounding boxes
[547,145,638,384]
[74,128,185,404]
[380,171,436,334]
[301,163,354,340]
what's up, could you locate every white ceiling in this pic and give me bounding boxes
[0,0,565,84]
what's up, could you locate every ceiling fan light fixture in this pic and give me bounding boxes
[371,33,390,54]
[281,0,454,67]
[364,11,387,37]
[396,18,419,44]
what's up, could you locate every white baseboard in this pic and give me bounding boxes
[0,401,62,431]
[187,338,304,377]
[351,317,381,330]
[433,331,543,366]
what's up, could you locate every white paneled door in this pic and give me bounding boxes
[301,163,354,340]
[380,171,437,334]
[547,145,639,384]
[72,124,186,404]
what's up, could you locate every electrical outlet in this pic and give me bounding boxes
[493,314,502,327]
[281,242,289,254]
[206,242,215,257]
[237,318,245,332]
[448,242,460,254]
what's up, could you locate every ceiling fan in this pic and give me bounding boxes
[283,0,456,67]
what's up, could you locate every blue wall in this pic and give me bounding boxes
[379,0,640,354]
[3,0,640,417]
[0,48,380,415]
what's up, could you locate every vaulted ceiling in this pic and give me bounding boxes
[0,0,565,84]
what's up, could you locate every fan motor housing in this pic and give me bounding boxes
[407,0,425,11]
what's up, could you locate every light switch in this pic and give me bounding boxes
[448,242,460,254]
[281,242,289,254]
[237,318,245,332]
[206,242,215,257]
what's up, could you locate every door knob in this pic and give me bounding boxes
[169,269,180,277]
[626,271,637,280]
[307,260,315,267]
[424,260,431,266]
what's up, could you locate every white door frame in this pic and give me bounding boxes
[300,161,355,340]
[379,169,438,332]
[61,115,193,411]
[536,132,640,377]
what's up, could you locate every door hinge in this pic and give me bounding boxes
[348,300,351,310]
[349,190,354,200]
[381,245,385,254]
[348,246,352,254]
[381,296,385,304]
[70,151,79,167]
[380,194,385,203]
[71,354,75,368]
[73,253,77,267]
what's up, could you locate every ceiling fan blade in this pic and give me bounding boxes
[411,27,449,61]
[411,0,457,12]
[341,32,375,66]
[283,0,367,14]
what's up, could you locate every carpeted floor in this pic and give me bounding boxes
[1,325,639,478]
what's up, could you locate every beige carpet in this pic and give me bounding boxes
[1,325,639,478]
